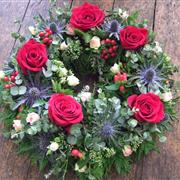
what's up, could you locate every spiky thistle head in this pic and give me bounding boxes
[104,20,123,40]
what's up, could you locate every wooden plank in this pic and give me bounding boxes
[72,0,115,10]
[141,0,180,179]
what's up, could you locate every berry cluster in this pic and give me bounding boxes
[3,71,19,89]
[114,72,127,92]
[39,27,53,45]
[71,149,84,158]
[101,38,118,60]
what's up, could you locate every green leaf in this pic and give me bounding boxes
[67,135,77,145]
[15,79,22,85]
[19,86,27,95]
[70,124,82,137]
[10,86,19,96]
[106,83,120,91]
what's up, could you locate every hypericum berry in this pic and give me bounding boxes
[10,76,15,82]
[104,55,109,60]
[48,30,52,35]
[43,37,49,43]
[105,38,111,44]
[112,45,118,51]
[45,27,51,33]
[44,33,49,38]
[4,84,10,89]
[4,76,10,82]
[10,83,16,87]
[71,149,80,157]
[111,39,116,45]
[39,32,45,37]
[14,71,19,77]
[119,73,127,81]
[108,48,114,54]
[119,85,125,92]
[111,53,117,58]
[114,75,120,82]
[47,39,53,45]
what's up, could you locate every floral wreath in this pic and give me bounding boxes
[0,2,179,180]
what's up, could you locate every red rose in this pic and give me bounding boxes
[16,39,48,74]
[128,93,165,123]
[48,94,83,127]
[70,2,105,31]
[120,26,148,50]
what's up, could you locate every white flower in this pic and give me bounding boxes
[67,75,79,87]
[154,41,162,53]
[60,41,68,50]
[0,70,5,79]
[13,120,23,132]
[122,145,133,157]
[26,112,40,125]
[121,11,129,19]
[48,142,59,152]
[90,36,101,49]
[75,163,87,173]
[28,26,37,35]
[162,91,173,102]
[59,67,68,76]
[78,92,92,102]
[118,8,123,15]
[110,63,120,74]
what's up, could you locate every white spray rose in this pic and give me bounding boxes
[122,145,133,157]
[90,36,101,49]
[79,92,92,102]
[0,70,5,79]
[26,112,40,125]
[13,120,23,132]
[110,63,120,74]
[60,41,68,50]
[48,142,59,152]
[28,26,37,35]
[162,91,173,102]
[67,75,79,87]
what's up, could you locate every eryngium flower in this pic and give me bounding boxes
[49,21,66,38]
[104,20,123,40]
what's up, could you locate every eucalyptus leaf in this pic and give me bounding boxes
[19,86,27,95]
[67,135,77,145]
[10,86,19,96]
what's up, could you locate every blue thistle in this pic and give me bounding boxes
[100,122,117,139]
[104,20,123,40]
[15,73,51,108]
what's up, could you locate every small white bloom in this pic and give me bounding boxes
[118,8,123,15]
[28,26,37,35]
[60,41,68,50]
[13,120,23,132]
[0,70,5,79]
[110,63,120,74]
[90,36,101,49]
[48,142,59,152]
[75,163,87,173]
[26,112,40,125]
[59,67,68,76]
[154,42,162,53]
[121,11,129,19]
[67,75,79,87]
[162,91,173,102]
[79,92,92,102]
[97,88,102,94]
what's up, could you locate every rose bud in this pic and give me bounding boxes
[90,36,101,49]
[13,120,23,132]
[162,91,173,102]
[66,24,75,35]
[26,112,40,125]
[67,75,80,87]
[110,63,120,74]
[122,145,133,157]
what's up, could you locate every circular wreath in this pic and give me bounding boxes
[0,2,179,180]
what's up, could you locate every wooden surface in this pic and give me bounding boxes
[0,0,179,179]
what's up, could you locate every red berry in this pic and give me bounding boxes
[108,48,114,54]
[43,37,49,43]
[11,76,15,82]
[111,39,116,45]
[48,30,52,35]
[102,49,108,54]
[47,39,53,45]
[112,45,118,51]
[4,76,10,82]
[119,85,125,92]
[71,149,80,157]
[14,71,19,76]
[105,38,111,44]
[4,84,10,89]
[45,27,51,33]
[104,55,109,60]
[78,152,84,158]
[100,54,104,59]
[114,75,120,82]
[39,32,45,37]
[111,53,117,58]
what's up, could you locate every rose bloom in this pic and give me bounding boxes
[90,36,101,49]
[16,39,48,74]
[120,26,148,50]
[122,145,133,157]
[128,93,165,123]
[13,120,23,132]
[48,142,59,152]
[70,2,105,31]
[67,75,79,87]
[48,94,83,127]
[26,112,40,125]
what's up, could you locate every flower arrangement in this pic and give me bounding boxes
[0,2,179,180]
